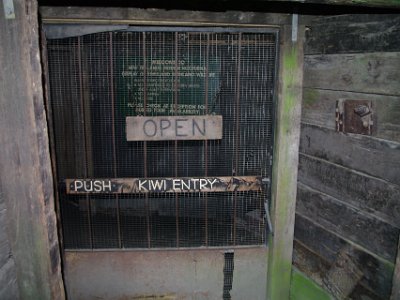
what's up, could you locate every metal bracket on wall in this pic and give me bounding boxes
[336,99,373,135]
[262,177,273,240]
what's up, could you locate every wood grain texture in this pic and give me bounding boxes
[267,25,304,300]
[0,0,65,298]
[298,154,400,228]
[305,15,400,55]
[391,238,400,300]
[304,52,400,96]
[0,203,19,300]
[292,240,330,286]
[40,6,290,25]
[299,123,400,185]
[297,183,399,262]
[126,115,223,141]
[302,88,400,142]
[0,259,19,300]
[44,0,400,10]
[294,214,394,299]
[293,241,386,300]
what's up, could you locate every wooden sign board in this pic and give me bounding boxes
[126,115,222,141]
[65,176,263,194]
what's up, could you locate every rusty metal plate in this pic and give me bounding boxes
[336,99,373,135]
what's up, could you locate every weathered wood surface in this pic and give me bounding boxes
[302,88,400,142]
[65,176,263,194]
[391,238,400,300]
[0,196,19,300]
[304,52,400,96]
[297,183,399,262]
[39,2,400,16]
[299,123,400,185]
[40,7,290,25]
[0,0,65,298]
[267,24,304,300]
[294,214,394,299]
[293,241,386,300]
[305,15,400,55]
[292,240,329,286]
[276,0,400,8]
[298,154,400,229]
[298,12,400,300]
[322,245,364,299]
[126,115,223,141]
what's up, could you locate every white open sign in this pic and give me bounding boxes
[126,115,223,141]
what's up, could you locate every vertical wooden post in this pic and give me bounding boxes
[267,24,304,300]
[0,0,65,298]
[391,237,400,300]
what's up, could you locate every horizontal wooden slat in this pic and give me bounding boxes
[302,88,400,142]
[40,7,290,25]
[294,214,394,298]
[298,154,400,228]
[297,183,399,262]
[304,52,400,96]
[65,176,264,194]
[299,123,400,185]
[126,115,223,141]
[305,15,400,55]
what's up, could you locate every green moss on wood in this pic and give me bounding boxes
[303,89,319,108]
[290,269,333,300]
[267,38,302,300]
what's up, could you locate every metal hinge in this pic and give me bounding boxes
[262,177,273,239]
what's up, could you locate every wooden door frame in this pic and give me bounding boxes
[39,7,304,299]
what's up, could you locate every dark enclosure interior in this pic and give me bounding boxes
[46,29,278,249]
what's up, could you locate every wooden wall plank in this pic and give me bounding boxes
[298,154,400,228]
[299,12,400,300]
[40,6,290,25]
[302,88,400,142]
[305,15,400,55]
[304,52,400,96]
[267,24,304,300]
[299,123,400,185]
[0,0,65,298]
[297,183,399,262]
[41,0,400,10]
[295,214,394,299]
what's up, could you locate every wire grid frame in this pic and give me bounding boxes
[46,29,278,249]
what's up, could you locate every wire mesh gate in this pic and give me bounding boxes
[46,28,278,249]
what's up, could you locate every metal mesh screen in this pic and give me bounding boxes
[47,29,278,249]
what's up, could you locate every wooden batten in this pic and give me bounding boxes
[65,176,264,194]
[267,24,305,300]
[0,0,65,298]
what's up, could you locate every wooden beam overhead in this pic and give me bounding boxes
[257,0,400,9]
